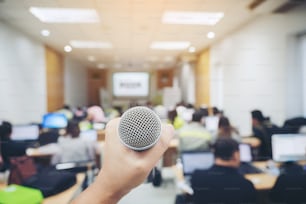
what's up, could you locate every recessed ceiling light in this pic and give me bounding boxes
[29,7,99,23]
[70,40,112,49]
[41,29,50,36]
[64,45,72,52]
[207,32,215,39]
[188,46,196,53]
[162,11,224,25]
[88,56,96,62]
[150,41,190,50]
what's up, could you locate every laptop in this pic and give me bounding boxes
[181,151,214,178]
[238,143,263,174]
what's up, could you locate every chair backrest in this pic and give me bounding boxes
[270,173,306,204]
[8,156,37,185]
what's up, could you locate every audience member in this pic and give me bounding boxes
[73,106,87,121]
[198,107,209,118]
[0,121,27,171]
[251,110,279,160]
[283,116,306,134]
[270,162,306,204]
[216,116,241,142]
[181,103,195,123]
[52,120,96,164]
[168,109,184,130]
[191,138,257,204]
[178,111,212,152]
[211,106,222,117]
[71,118,174,204]
[57,104,74,120]
[86,105,106,123]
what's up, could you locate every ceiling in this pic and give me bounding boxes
[0,0,289,70]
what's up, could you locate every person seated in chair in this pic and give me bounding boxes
[251,110,279,160]
[270,162,306,204]
[178,111,212,152]
[0,121,27,171]
[191,138,257,204]
[52,120,96,164]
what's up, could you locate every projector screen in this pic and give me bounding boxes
[113,72,149,97]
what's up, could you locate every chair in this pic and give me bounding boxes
[270,169,306,204]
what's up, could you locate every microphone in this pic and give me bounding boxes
[118,106,162,151]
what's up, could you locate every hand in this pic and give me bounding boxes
[71,118,174,204]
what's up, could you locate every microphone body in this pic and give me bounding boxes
[118,106,162,151]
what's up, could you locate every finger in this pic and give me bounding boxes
[105,118,121,143]
[143,124,174,160]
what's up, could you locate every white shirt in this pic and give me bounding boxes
[50,137,96,164]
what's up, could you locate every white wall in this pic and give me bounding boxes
[64,57,88,107]
[0,21,46,124]
[301,35,306,117]
[210,6,306,135]
[179,62,195,105]
[0,21,88,124]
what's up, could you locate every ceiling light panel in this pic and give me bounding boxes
[70,40,112,48]
[29,7,100,23]
[162,11,224,25]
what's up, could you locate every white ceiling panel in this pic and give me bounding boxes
[0,0,287,69]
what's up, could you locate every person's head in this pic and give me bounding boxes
[218,116,230,129]
[192,111,203,123]
[198,108,209,117]
[168,109,177,123]
[66,120,80,138]
[218,116,232,138]
[63,104,71,110]
[251,110,265,125]
[212,138,240,168]
[212,106,220,116]
[0,121,12,141]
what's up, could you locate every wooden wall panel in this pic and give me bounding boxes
[45,46,64,112]
[195,49,210,107]
[156,69,174,89]
[87,68,107,105]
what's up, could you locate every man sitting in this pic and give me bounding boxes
[191,138,257,204]
[178,111,212,152]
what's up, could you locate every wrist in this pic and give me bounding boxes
[71,175,127,204]
[93,171,129,204]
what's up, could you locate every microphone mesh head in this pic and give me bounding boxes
[118,106,162,151]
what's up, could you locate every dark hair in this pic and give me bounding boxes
[218,116,232,137]
[198,108,209,117]
[192,111,203,122]
[168,109,177,123]
[212,107,220,115]
[66,120,80,138]
[213,138,239,161]
[218,116,230,128]
[251,110,265,122]
[0,121,12,141]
